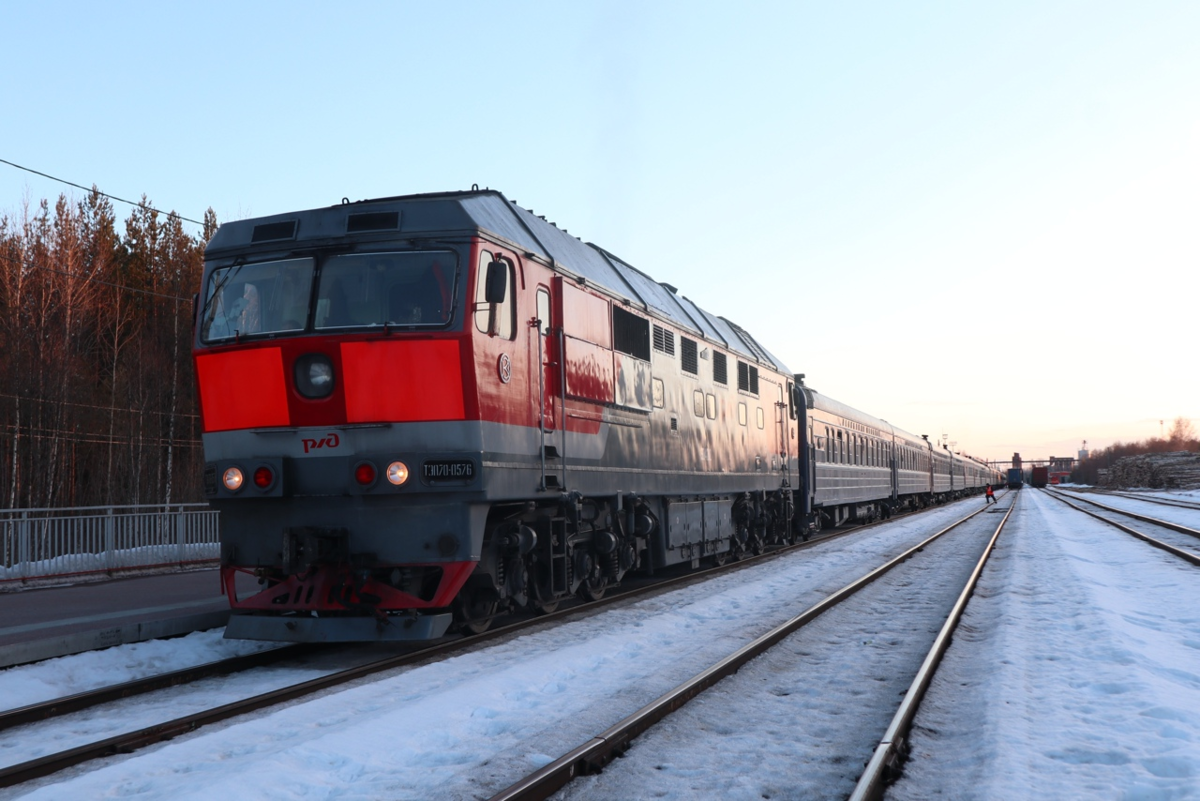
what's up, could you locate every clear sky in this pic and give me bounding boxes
[2,1,1197,465]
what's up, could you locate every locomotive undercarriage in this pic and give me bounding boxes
[451,487,797,633]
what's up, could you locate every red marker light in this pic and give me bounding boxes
[253,466,274,489]
[355,462,377,486]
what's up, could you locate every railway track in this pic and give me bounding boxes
[1056,487,1200,512]
[1044,488,1200,566]
[0,510,905,790]
[487,497,1014,800]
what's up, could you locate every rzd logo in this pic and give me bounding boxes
[301,432,341,454]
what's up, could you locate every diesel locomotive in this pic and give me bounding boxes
[193,189,999,642]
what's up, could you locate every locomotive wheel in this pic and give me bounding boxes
[454,593,498,635]
[578,576,608,602]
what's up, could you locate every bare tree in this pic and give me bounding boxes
[1169,416,1197,448]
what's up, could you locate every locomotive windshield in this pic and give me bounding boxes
[314,252,455,329]
[200,257,314,342]
[199,251,457,343]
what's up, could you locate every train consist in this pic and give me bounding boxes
[193,189,1001,642]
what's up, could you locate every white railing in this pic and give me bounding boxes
[0,503,219,588]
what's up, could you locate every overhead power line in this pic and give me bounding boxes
[0,157,207,228]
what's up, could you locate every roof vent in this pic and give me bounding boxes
[660,282,678,294]
[347,211,400,232]
[251,221,298,242]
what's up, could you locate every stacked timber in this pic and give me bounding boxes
[1102,451,1200,489]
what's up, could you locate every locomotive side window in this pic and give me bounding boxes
[738,402,747,426]
[536,288,551,336]
[693,390,705,417]
[200,257,313,342]
[756,407,765,429]
[652,378,665,408]
[473,251,515,339]
[315,251,456,330]
[713,352,728,385]
[706,393,716,420]
[612,306,650,361]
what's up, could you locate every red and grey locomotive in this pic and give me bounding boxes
[193,189,997,642]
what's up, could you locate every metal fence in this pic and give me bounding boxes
[0,503,219,588]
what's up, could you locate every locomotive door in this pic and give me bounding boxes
[530,284,561,490]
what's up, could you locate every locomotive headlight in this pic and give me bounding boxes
[294,353,335,399]
[309,361,333,388]
[386,461,410,486]
[222,467,245,492]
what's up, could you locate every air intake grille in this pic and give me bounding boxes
[251,221,297,242]
[347,211,400,232]
[653,325,675,356]
[681,337,698,374]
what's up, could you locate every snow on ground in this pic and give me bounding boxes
[0,501,979,800]
[0,630,277,711]
[889,489,1200,800]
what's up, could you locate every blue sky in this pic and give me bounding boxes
[3,1,1197,463]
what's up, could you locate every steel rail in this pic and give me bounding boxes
[1063,488,1200,512]
[849,494,1016,800]
[486,502,997,801]
[1044,490,1200,567]
[0,644,307,732]
[1048,489,1200,539]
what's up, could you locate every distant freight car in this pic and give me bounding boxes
[1030,466,1049,488]
[1006,468,1023,489]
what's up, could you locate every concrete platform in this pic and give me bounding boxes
[0,570,252,669]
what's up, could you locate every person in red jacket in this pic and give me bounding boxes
[985,485,996,505]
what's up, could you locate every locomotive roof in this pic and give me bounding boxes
[205,189,790,374]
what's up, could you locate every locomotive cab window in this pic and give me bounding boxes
[201,257,314,342]
[315,251,456,330]
[474,251,516,339]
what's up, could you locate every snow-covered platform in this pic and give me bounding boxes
[0,571,252,668]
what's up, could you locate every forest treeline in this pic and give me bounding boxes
[0,190,216,509]
[1070,417,1200,485]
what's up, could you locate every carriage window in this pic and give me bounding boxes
[473,251,515,339]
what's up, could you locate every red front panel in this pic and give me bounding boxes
[341,339,466,422]
[196,348,290,432]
